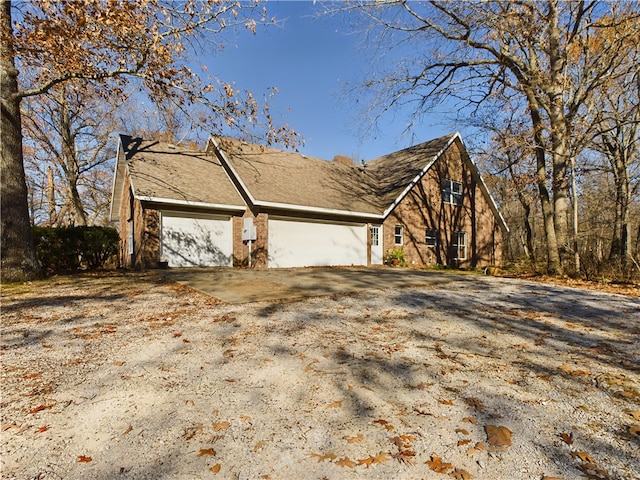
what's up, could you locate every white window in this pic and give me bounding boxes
[426,229,438,247]
[442,179,463,205]
[371,226,380,246]
[452,231,467,260]
[394,225,403,245]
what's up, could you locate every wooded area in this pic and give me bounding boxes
[2,0,638,282]
[342,0,639,280]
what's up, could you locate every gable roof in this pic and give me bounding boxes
[209,137,381,217]
[109,135,245,220]
[110,132,508,233]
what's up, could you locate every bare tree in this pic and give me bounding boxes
[338,0,640,274]
[1,0,299,281]
[22,82,121,226]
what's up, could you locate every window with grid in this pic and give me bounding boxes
[452,231,467,260]
[442,179,463,205]
[394,225,403,245]
[425,229,438,247]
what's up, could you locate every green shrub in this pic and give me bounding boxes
[32,226,119,275]
[385,247,407,266]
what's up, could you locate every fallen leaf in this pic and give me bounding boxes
[23,372,42,379]
[310,452,336,462]
[624,409,640,421]
[345,433,364,444]
[462,417,477,424]
[561,432,573,445]
[2,424,19,432]
[357,456,375,468]
[571,451,595,463]
[485,425,512,447]
[29,405,52,414]
[559,365,590,376]
[457,439,472,446]
[449,467,473,479]
[123,425,132,435]
[173,332,182,337]
[426,455,454,474]
[577,461,611,479]
[35,425,48,433]
[373,419,394,431]
[326,400,342,409]
[455,428,469,435]
[390,435,415,448]
[335,457,356,468]
[78,455,92,463]
[197,448,216,457]
[212,421,230,432]
[253,440,266,452]
[464,397,485,411]
[438,399,454,405]
[630,424,640,436]
[239,415,252,424]
[373,451,391,464]
[209,464,221,473]
[393,449,416,465]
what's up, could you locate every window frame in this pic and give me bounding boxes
[442,179,463,206]
[425,228,438,247]
[371,225,380,247]
[394,225,403,246]
[452,231,467,260]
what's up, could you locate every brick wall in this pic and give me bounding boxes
[382,140,502,269]
[232,209,268,268]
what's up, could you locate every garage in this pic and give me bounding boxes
[161,212,233,267]
[268,218,367,268]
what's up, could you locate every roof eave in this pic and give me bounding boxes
[108,136,126,222]
[136,195,246,212]
[255,200,383,220]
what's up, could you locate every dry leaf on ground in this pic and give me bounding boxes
[561,432,573,445]
[335,457,356,468]
[209,464,221,473]
[485,425,512,447]
[77,456,92,463]
[344,433,364,444]
[427,455,454,474]
[197,448,216,457]
[449,467,473,479]
[212,421,230,432]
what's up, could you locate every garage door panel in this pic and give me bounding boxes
[162,214,233,267]
[268,219,366,268]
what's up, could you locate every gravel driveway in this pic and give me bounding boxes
[1,271,638,479]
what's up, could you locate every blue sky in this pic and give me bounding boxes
[207,1,455,161]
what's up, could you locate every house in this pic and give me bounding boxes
[109,132,508,270]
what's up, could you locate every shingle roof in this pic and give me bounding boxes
[212,137,381,215]
[112,132,503,228]
[121,135,244,208]
[367,134,457,208]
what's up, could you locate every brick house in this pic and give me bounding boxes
[109,132,507,269]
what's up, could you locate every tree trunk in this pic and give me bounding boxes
[47,165,56,225]
[0,0,40,281]
[530,99,562,274]
[547,0,571,269]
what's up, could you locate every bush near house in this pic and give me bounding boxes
[32,226,119,275]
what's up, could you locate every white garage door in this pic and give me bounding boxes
[161,212,233,267]
[268,218,367,268]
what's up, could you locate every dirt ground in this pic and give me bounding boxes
[1,271,639,480]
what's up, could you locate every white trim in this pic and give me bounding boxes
[109,138,126,221]
[208,136,259,205]
[255,200,383,220]
[382,132,460,219]
[136,195,246,212]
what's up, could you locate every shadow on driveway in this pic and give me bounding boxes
[160,266,469,303]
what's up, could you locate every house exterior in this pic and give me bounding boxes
[109,132,507,270]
